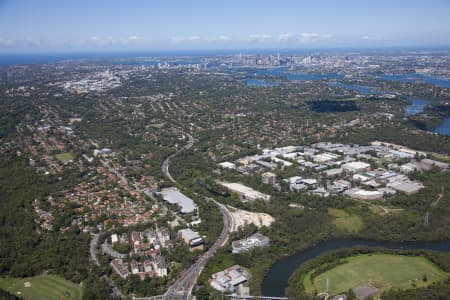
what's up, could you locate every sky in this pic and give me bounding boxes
[1,0,450,53]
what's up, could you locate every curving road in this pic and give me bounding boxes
[151,132,233,300]
[162,197,233,299]
[106,131,232,300]
[89,234,100,266]
[89,234,125,299]
[162,133,194,184]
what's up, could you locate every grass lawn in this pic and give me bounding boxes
[328,208,363,233]
[0,275,82,300]
[55,152,75,163]
[303,253,449,296]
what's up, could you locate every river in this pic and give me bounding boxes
[241,69,450,135]
[404,97,430,116]
[380,74,450,89]
[246,79,281,87]
[262,238,450,297]
[433,116,450,136]
[401,98,450,136]
[242,67,345,86]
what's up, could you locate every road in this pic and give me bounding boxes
[89,234,100,266]
[89,233,125,299]
[101,159,129,186]
[140,132,233,300]
[162,133,194,184]
[162,197,233,299]
[134,197,233,300]
[93,131,232,300]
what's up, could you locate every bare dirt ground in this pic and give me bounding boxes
[228,206,275,231]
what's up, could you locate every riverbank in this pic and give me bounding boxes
[262,239,450,297]
[434,116,450,136]
[303,253,447,297]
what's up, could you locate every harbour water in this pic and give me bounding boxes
[380,73,450,89]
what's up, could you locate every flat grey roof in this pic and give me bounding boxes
[179,228,201,241]
[391,181,424,193]
[160,187,197,214]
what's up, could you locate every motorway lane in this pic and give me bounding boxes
[162,133,194,183]
[135,132,233,300]
[159,134,233,299]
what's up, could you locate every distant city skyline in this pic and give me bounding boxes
[1,0,450,53]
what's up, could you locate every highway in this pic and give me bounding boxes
[92,131,232,300]
[162,197,233,299]
[134,197,233,300]
[137,132,233,300]
[162,133,194,184]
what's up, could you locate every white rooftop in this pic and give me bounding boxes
[160,187,197,214]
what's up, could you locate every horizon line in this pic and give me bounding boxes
[1,45,450,56]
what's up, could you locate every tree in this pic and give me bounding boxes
[195,286,210,300]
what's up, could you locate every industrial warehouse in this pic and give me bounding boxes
[217,142,448,201]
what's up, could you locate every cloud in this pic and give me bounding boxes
[206,35,232,42]
[188,35,200,41]
[247,32,334,43]
[217,34,230,41]
[278,33,296,42]
[0,35,153,50]
[249,34,272,42]
[80,36,114,46]
[297,32,334,43]
[0,37,39,48]
[0,38,14,47]
[122,35,145,45]
[170,35,201,42]
[360,35,384,41]
[0,31,343,50]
